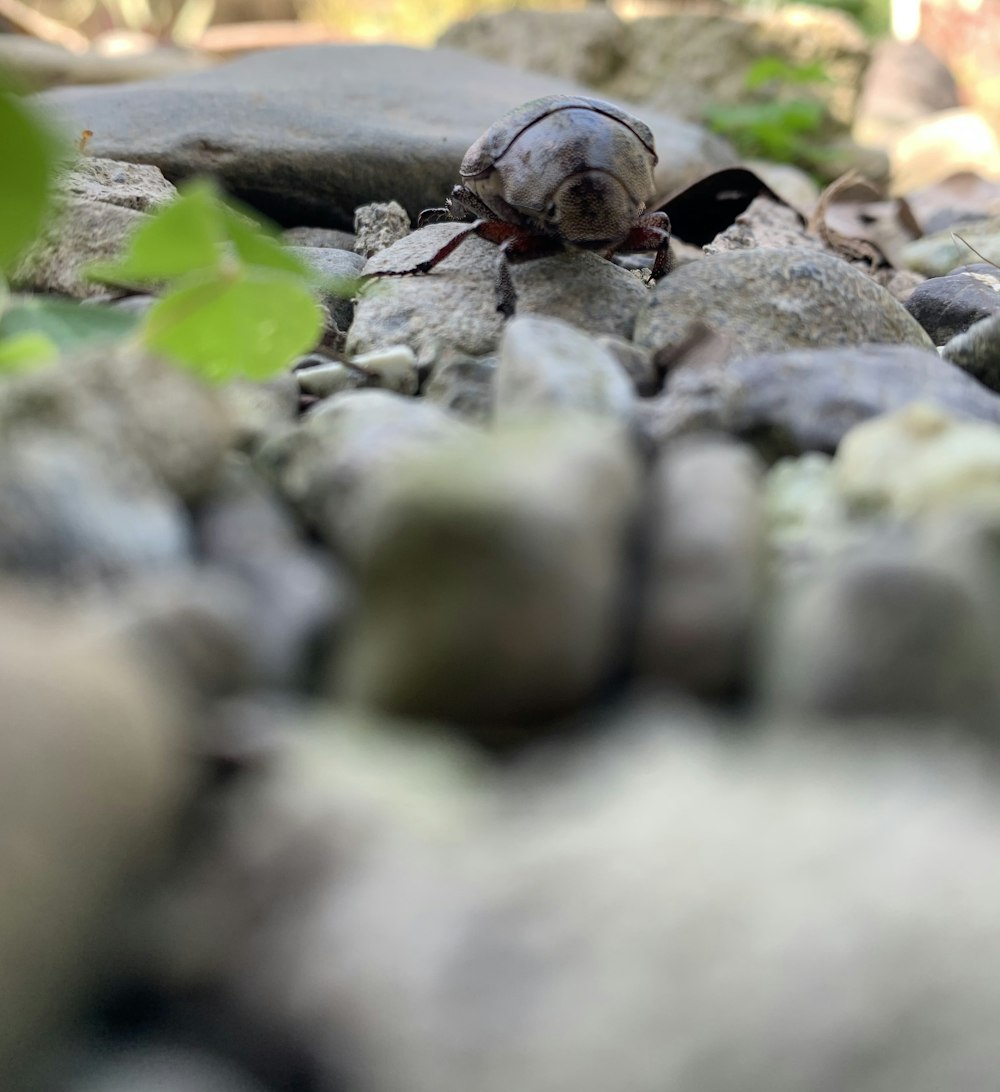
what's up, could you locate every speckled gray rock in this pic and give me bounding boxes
[496,315,635,425]
[634,249,933,362]
[704,196,820,255]
[353,201,412,259]
[941,311,1000,391]
[337,420,642,734]
[218,375,300,454]
[63,157,177,212]
[349,224,647,368]
[635,436,765,696]
[149,709,1000,1092]
[0,595,188,1089]
[11,198,146,299]
[35,45,734,230]
[760,544,1000,732]
[639,343,1000,456]
[255,389,468,564]
[906,264,1000,346]
[0,345,234,503]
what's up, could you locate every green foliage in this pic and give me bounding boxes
[0,89,61,275]
[92,180,326,383]
[704,56,831,164]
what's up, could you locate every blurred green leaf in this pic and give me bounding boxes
[143,268,323,382]
[0,331,58,372]
[219,203,313,277]
[0,296,140,349]
[0,91,61,274]
[89,179,226,286]
[745,57,831,90]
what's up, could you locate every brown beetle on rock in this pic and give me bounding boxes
[375,95,672,317]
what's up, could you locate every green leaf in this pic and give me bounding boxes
[219,203,312,277]
[142,268,322,382]
[0,91,61,273]
[89,178,227,286]
[0,331,58,373]
[745,57,831,90]
[0,296,140,349]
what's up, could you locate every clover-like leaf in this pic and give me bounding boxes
[0,91,61,273]
[89,178,227,287]
[0,296,140,349]
[0,331,58,372]
[142,267,322,382]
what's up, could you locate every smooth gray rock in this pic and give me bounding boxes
[197,465,350,689]
[149,708,1000,1092]
[496,315,635,425]
[0,436,192,585]
[0,346,233,503]
[336,420,642,734]
[901,217,1000,277]
[0,595,188,1089]
[291,246,365,332]
[635,436,765,696]
[760,545,1000,732]
[35,45,734,230]
[255,389,468,564]
[634,249,934,363]
[639,343,1000,456]
[942,311,1000,391]
[350,224,647,368]
[424,353,496,424]
[218,375,300,454]
[61,1044,269,1092]
[281,225,356,250]
[295,358,369,400]
[906,263,1000,346]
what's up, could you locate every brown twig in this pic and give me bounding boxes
[0,0,89,52]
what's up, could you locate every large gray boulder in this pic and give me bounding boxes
[34,45,735,230]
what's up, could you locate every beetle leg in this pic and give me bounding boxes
[417,206,451,228]
[616,211,673,282]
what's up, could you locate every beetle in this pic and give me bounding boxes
[374,95,672,317]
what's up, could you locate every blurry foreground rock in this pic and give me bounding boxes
[148,708,1000,1092]
[0,593,190,1089]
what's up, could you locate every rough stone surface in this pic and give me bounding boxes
[35,45,735,231]
[353,201,412,259]
[905,263,1000,345]
[63,156,178,212]
[0,594,188,1089]
[496,315,635,425]
[350,224,647,367]
[634,249,934,362]
[150,709,1000,1092]
[254,389,469,564]
[11,198,146,299]
[635,436,765,696]
[281,225,357,250]
[336,420,642,734]
[639,344,1000,456]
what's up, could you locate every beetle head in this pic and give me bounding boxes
[546,169,642,249]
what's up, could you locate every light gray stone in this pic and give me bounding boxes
[634,248,934,364]
[640,343,1000,456]
[337,420,642,734]
[255,389,468,563]
[496,315,635,425]
[635,436,765,696]
[353,201,412,259]
[350,224,647,368]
